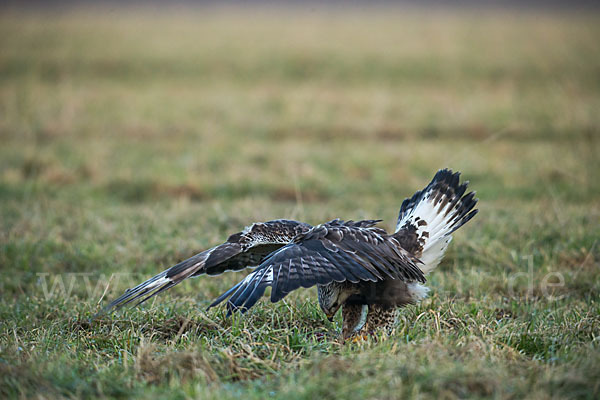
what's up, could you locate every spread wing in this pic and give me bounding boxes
[97,219,311,316]
[207,219,426,316]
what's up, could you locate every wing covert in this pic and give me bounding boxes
[97,219,311,316]
[208,219,426,315]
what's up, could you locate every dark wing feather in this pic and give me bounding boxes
[96,219,311,317]
[208,220,426,315]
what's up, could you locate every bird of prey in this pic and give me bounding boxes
[100,169,478,339]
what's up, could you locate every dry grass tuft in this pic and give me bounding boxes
[135,342,218,385]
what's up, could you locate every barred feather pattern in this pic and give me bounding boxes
[99,169,478,331]
[97,219,311,316]
[207,219,425,316]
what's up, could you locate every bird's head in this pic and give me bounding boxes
[317,283,348,322]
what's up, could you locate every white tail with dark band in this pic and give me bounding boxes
[395,169,478,274]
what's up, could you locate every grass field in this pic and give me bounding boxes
[1,6,599,399]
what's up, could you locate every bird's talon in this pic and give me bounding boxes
[350,334,369,343]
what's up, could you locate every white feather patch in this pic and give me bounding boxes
[407,282,430,302]
[396,185,462,274]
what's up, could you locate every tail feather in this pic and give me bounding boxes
[395,169,478,274]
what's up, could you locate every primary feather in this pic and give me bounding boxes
[98,169,478,330]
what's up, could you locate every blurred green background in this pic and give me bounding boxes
[1,5,599,399]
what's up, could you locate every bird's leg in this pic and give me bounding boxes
[341,303,365,340]
[353,304,396,340]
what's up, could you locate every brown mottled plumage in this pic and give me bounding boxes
[98,169,478,341]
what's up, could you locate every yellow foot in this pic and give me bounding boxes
[351,334,369,343]
[349,334,369,343]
